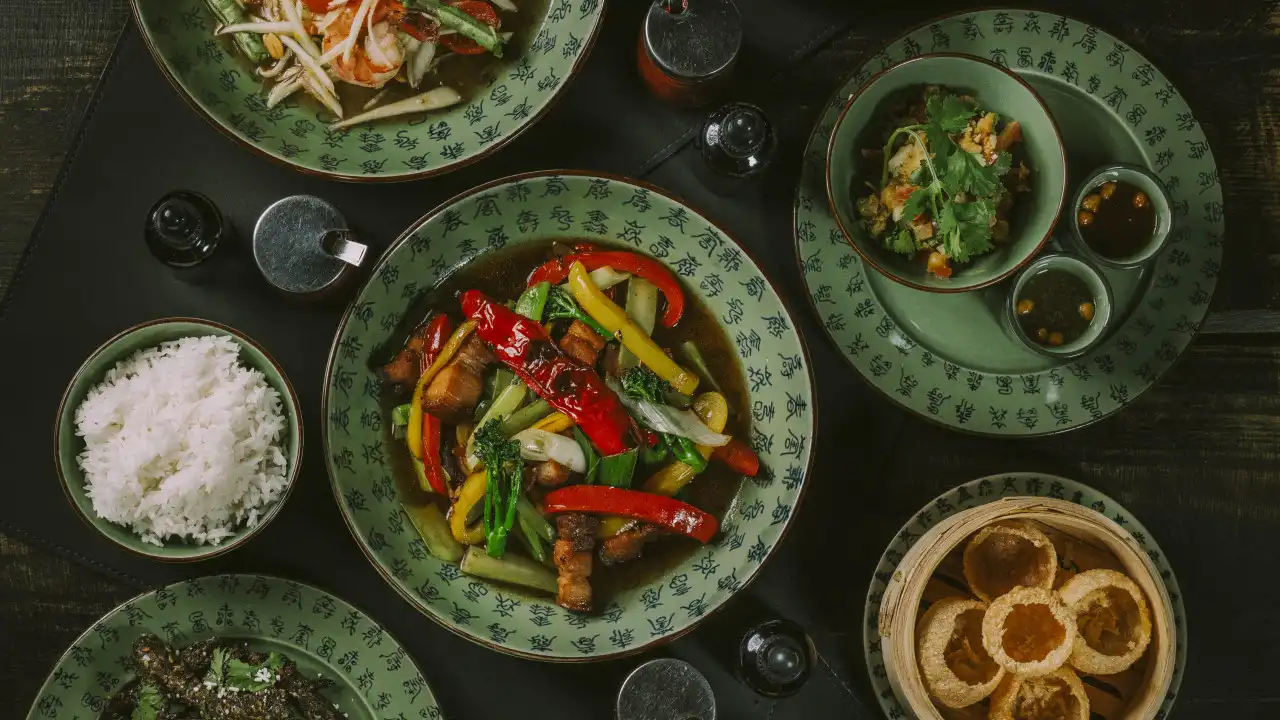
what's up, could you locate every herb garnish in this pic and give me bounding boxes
[131,682,164,720]
[204,646,285,692]
[879,93,1015,263]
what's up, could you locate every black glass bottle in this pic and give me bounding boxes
[144,190,224,270]
[696,102,777,194]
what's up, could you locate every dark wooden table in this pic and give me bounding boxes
[4,1,1279,717]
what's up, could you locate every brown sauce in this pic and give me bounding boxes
[1015,269,1095,347]
[381,240,750,607]
[1077,180,1155,260]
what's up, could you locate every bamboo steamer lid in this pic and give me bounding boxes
[878,496,1176,720]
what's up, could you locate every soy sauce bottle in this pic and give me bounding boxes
[144,190,227,282]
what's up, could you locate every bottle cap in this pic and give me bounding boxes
[145,190,224,268]
[737,619,814,697]
[252,195,367,298]
[616,658,716,720]
[642,0,742,81]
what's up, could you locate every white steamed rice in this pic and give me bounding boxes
[74,335,289,547]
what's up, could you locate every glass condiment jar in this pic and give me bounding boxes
[696,102,777,193]
[638,0,742,108]
[144,190,225,270]
[737,618,815,697]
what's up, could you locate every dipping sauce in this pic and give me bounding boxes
[1015,269,1095,347]
[1077,180,1156,260]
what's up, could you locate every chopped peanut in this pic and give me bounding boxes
[1133,191,1150,209]
[1099,181,1118,199]
[1017,298,1035,315]
[1079,302,1095,322]
[1077,210,1094,227]
[1081,193,1102,212]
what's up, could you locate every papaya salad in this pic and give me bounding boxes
[203,0,522,128]
[381,243,760,613]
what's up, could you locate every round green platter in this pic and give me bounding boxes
[795,10,1224,436]
[26,574,443,719]
[861,473,1187,719]
[322,170,817,660]
[129,0,605,181]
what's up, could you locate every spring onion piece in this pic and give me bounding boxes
[407,0,506,57]
[618,277,658,370]
[512,428,587,473]
[203,0,270,64]
[568,262,699,394]
[571,426,600,484]
[403,502,464,563]
[392,404,412,427]
[514,519,549,565]
[329,86,462,130]
[473,367,512,421]
[459,546,557,593]
[679,341,722,393]
[516,496,555,543]
[597,449,638,489]
[499,399,553,436]
[515,281,551,322]
[664,434,707,474]
[607,376,729,447]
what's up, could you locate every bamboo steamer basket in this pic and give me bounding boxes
[878,497,1176,720]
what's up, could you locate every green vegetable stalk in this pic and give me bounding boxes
[664,434,707,474]
[500,399,554,436]
[204,0,270,64]
[571,425,600,484]
[597,448,639,488]
[474,419,523,557]
[547,285,611,338]
[515,281,551,322]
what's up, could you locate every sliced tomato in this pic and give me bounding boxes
[441,0,500,55]
[301,0,333,12]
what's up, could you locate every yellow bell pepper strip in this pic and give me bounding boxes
[407,319,476,459]
[599,391,727,537]
[566,261,699,395]
[449,471,488,545]
[530,411,575,434]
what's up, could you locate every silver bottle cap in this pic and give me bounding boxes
[616,658,716,720]
[253,195,367,298]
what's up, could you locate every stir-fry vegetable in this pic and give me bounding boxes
[407,320,476,459]
[567,262,699,394]
[530,411,575,434]
[547,285,610,338]
[679,341,722,392]
[500,399,553,435]
[404,502,464,562]
[713,438,761,477]
[610,370,729,447]
[598,449,639,488]
[414,314,455,495]
[516,281,551,321]
[459,545,558,593]
[474,420,523,557]
[571,426,600,484]
[407,0,506,57]
[462,290,638,455]
[450,471,487,545]
[329,86,462,131]
[529,251,686,327]
[618,278,659,369]
[544,486,720,543]
[204,0,270,64]
[512,428,588,473]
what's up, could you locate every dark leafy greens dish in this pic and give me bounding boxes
[102,636,341,720]
[380,242,760,614]
[855,86,1032,278]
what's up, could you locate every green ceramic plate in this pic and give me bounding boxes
[861,473,1187,719]
[794,10,1223,436]
[26,574,443,719]
[54,318,303,562]
[322,171,816,660]
[129,0,604,181]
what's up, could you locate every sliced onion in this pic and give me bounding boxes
[559,266,629,293]
[606,378,731,447]
[511,429,586,473]
[407,39,437,87]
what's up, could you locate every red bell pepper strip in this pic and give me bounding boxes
[526,251,686,327]
[461,290,637,455]
[418,314,453,495]
[542,486,719,543]
[712,438,760,477]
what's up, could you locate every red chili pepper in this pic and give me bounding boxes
[712,438,760,477]
[543,486,719,543]
[440,1,499,55]
[461,290,637,455]
[418,314,453,495]
[526,251,687,327]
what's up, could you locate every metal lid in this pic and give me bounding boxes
[643,0,742,81]
[252,195,367,297]
[616,658,716,720]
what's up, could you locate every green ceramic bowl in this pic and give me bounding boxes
[128,0,605,181]
[55,318,303,561]
[323,171,816,661]
[826,53,1067,293]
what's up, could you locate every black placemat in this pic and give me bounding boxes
[3,3,902,716]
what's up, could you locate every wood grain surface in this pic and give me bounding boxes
[3,0,1279,717]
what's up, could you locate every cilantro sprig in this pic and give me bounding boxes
[877,93,1015,263]
[204,646,286,693]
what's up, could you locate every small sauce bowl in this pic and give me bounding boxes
[1066,163,1173,269]
[1005,253,1114,359]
